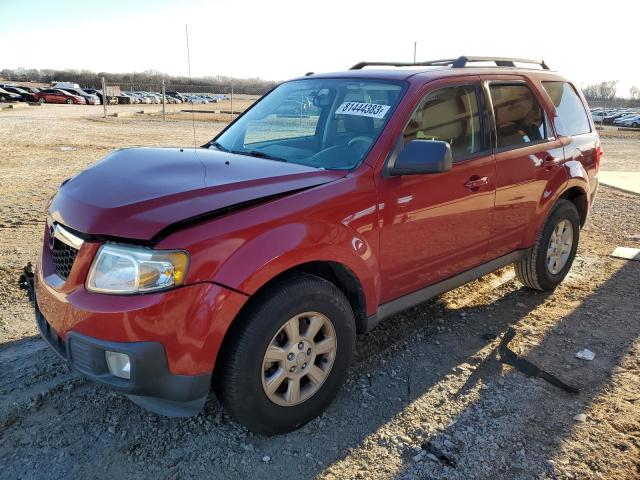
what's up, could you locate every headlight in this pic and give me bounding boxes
[86,244,189,294]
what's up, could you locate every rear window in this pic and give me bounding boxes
[542,81,591,136]
[489,84,548,150]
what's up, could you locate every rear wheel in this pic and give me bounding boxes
[515,199,580,291]
[632,122,639,128]
[215,274,355,435]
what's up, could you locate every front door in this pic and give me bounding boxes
[378,81,496,303]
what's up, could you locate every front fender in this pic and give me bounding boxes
[157,171,381,316]
[214,223,379,315]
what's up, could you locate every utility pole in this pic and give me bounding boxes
[101,76,107,118]
[161,78,166,122]
[413,41,417,64]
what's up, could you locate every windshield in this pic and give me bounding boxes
[211,78,404,170]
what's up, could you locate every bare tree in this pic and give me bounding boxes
[583,80,619,100]
[630,86,640,101]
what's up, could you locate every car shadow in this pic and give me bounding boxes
[381,259,640,479]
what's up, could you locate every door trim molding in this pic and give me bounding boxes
[366,249,528,332]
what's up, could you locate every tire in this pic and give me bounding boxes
[38,97,45,104]
[66,98,73,104]
[633,122,639,128]
[515,199,580,291]
[214,274,356,435]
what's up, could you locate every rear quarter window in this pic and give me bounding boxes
[542,81,591,136]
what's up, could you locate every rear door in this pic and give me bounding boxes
[540,80,600,187]
[482,77,567,259]
[378,78,496,302]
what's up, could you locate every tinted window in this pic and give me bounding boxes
[542,81,591,136]
[489,84,547,149]
[403,85,482,160]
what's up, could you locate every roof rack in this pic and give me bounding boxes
[350,56,550,70]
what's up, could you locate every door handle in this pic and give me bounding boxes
[464,176,489,190]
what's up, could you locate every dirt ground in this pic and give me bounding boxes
[0,105,638,480]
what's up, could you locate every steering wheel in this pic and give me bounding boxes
[347,136,374,155]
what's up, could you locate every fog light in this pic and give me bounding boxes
[105,351,131,379]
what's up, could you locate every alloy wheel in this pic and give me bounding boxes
[261,311,337,406]
[546,219,574,275]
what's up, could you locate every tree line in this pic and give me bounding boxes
[0,68,279,94]
[583,80,640,101]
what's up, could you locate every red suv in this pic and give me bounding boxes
[34,57,600,434]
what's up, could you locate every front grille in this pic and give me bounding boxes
[52,239,78,279]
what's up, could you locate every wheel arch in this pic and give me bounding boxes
[211,260,367,379]
[559,185,588,227]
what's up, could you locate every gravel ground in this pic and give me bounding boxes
[0,106,639,479]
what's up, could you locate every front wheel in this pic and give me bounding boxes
[632,122,639,128]
[214,274,355,435]
[515,199,580,290]
[66,98,73,104]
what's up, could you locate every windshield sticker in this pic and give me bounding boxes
[335,102,390,119]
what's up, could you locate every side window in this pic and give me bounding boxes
[403,85,482,161]
[542,81,591,136]
[489,84,548,149]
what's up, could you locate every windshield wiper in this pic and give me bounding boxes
[209,141,229,152]
[232,149,288,163]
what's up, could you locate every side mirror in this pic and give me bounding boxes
[388,140,453,176]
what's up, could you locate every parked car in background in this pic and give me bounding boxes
[184,95,209,104]
[0,87,22,102]
[115,92,136,104]
[590,110,610,123]
[603,111,630,125]
[15,85,41,94]
[127,92,149,104]
[0,85,35,102]
[52,82,81,90]
[166,90,187,103]
[33,89,86,104]
[615,115,640,128]
[138,92,160,104]
[613,113,640,126]
[58,88,100,105]
[83,88,118,105]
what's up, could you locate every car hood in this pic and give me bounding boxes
[49,147,344,241]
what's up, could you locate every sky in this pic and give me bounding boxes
[1,0,639,96]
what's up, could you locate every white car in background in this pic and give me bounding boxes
[185,95,209,104]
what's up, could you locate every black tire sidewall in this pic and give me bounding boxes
[217,276,356,435]
[534,200,580,290]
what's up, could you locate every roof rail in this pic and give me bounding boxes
[350,56,550,71]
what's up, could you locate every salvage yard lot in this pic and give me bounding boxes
[0,105,639,479]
